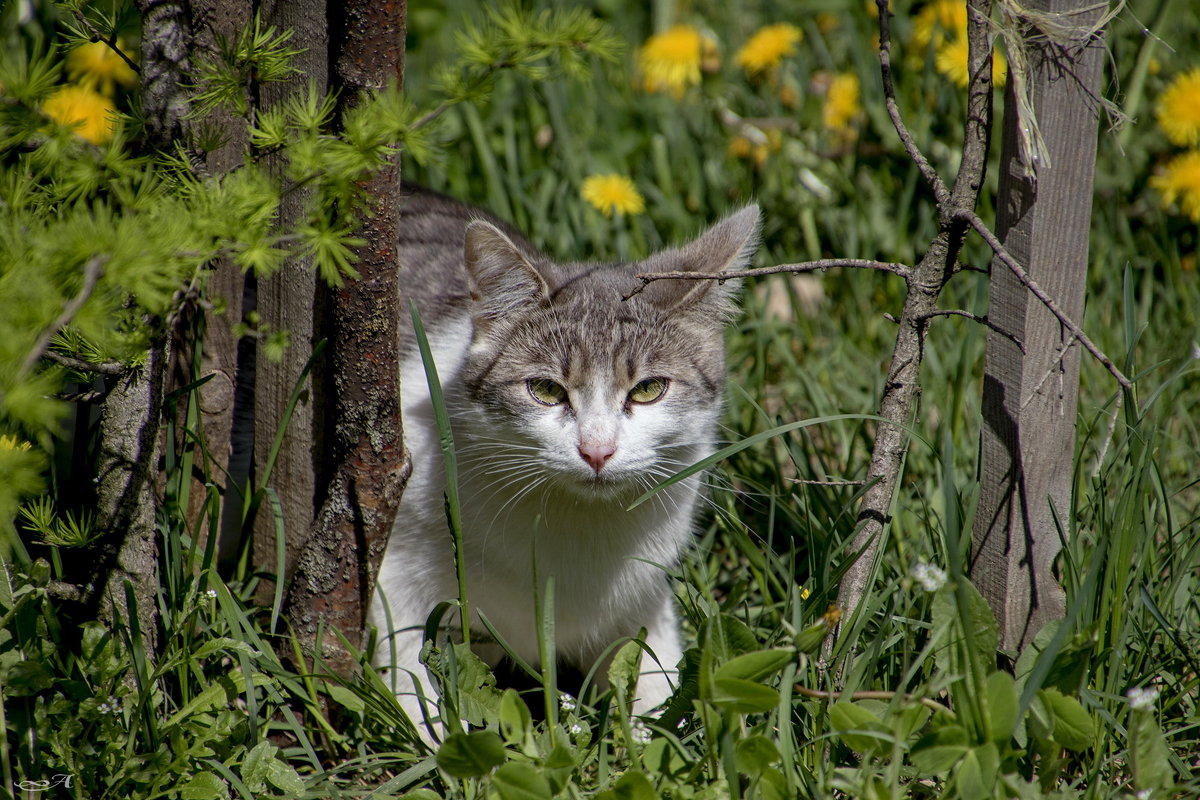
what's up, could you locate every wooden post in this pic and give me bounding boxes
[971,0,1107,651]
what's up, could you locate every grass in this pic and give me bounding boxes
[4,0,1200,797]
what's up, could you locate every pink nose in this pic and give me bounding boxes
[578,441,616,473]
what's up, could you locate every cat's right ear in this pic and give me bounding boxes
[464,220,550,326]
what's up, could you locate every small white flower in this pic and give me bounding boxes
[910,561,947,592]
[97,697,122,715]
[1191,341,1200,360]
[205,589,218,599]
[630,719,652,745]
[568,722,584,736]
[558,693,576,712]
[1135,790,1152,800]
[1126,686,1159,710]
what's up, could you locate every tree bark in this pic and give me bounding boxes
[282,0,409,677]
[971,0,1107,650]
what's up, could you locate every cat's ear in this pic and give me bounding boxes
[641,204,761,317]
[464,220,549,325]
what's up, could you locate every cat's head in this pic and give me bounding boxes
[459,207,760,497]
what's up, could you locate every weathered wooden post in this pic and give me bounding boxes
[971,0,1108,650]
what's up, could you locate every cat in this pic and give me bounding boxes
[369,187,760,739]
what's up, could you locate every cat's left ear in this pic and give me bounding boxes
[641,204,761,317]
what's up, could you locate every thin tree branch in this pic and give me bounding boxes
[19,255,108,379]
[789,478,865,487]
[44,350,125,376]
[955,208,1132,388]
[622,259,910,301]
[924,309,1024,353]
[876,0,950,205]
[70,8,142,75]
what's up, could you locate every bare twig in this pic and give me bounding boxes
[794,685,955,718]
[20,256,108,379]
[623,259,910,300]
[875,0,950,205]
[955,208,1132,388]
[789,478,865,487]
[44,350,125,376]
[924,309,1024,353]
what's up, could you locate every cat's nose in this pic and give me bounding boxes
[578,441,616,473]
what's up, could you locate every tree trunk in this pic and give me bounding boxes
[282,0,409,677]
[971,0,1107,651]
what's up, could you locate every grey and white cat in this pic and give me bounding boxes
[369,188,760,735]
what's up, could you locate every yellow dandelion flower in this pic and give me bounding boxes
[728,136,754,159]
[66,40,138,95]
[934,36,1007,88]
[823,72,862,133]
[638,25,716,98]
[42,85,118,145]
[736,23,802,76]
[912,0,966,51]
[1150,150,1200,222]
[816,13,840,34]
[581,174,645,217]
[1156,69,1200,148]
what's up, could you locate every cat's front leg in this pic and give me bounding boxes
[630,596,684,716]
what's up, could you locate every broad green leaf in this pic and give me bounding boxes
[265,759,306,796]
[714,648,794,684]
[910,725,970,775]
[931,580,999,676]
[164,682,228,730]
[436,731,506,778]
[759,768,789,800]
[595,770,655,800]
[643,737,690,779]
[1039,689,1094,751]
[493,762,553,800]
[829,702,891,755]
[1130,709,1174,792]
[985,671,1018,744]
[955,744,999,800]
[177,772,230,800]
[734,735,780,777]
[608,637,644,701]
[452,644,503,726]
[712,676,780,714]
[499,688,532,745]
[326,683,365,715]
[241,740,277,793]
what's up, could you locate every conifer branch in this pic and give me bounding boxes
[69,8,142,75]
[44,351,126,376]
[20,255,109,379]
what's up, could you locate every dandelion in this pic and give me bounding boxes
[630,719,652,745]
[1157,68,1200,147]
[1150,150,1200,222]
[66,40,138,95]
[823,72,862,135]
[581,174,645,217]
[799,585,812,600]
[728,136,754,159]
[1126,686,1160,710]
[934,36,1007,88]
[912,0,966,52]
[736,23,802,76]
[638,25,717,97]
[42,85,118,145]
[910,561,947,592]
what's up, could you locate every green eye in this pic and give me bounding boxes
[527,378,568,406]
[629,377,669,405]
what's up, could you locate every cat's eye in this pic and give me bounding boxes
[628,377,669,405]
[527,378,568,406]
